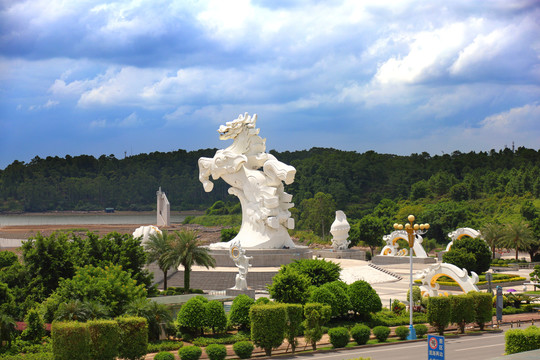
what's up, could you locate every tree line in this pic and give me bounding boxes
[1,147,539,214]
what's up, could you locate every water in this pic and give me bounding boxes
[0,213,187,226]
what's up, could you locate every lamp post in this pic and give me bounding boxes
[394,215,429,340]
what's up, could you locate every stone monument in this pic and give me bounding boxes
[330,210,350,250]
[198,113,296,249]
[156,187,170,227]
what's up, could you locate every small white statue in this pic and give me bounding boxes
[330,210,350,250]
[199,113,296,249]
[156,187,170,227]
[229,240,252,290]
[133,225,162,245]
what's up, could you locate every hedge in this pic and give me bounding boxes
[427,297,451,335]
[284,303,303,353]
[179,345,202,360]
[350,324,371,345]
[395,326,409,340]
[232,341,254,359]
[147,340,184,353]
[414,324,428,338]
[372,326,390,342]
[348,281,382,317]
[154,352,175,360]
[116,316,148,360]
[468,291,493,330]
[328,327,350,348]
[250,304,287,356]
[449,295,475,334]
[205,344,227,360]
[87,319,120,360]
[177,297,207,336]
[228,294,255,330]
[505,326,540,354]
[51,321,91,360]
[304,303,331,350]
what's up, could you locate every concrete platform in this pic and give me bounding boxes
[372,255,437,265]
[208,247,313,267]
[313,249,366,260]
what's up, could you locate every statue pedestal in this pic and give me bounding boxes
[209,247,312,267]
[313,249,366,260]
[226,288,255,299]
[372,255,437,265]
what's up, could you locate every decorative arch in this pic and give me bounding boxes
[445,228,482,251]
[380,230,428,258]
[415,262,479,297]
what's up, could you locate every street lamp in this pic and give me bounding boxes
[393,215,429,340]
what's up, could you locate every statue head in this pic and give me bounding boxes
[218,113,258,140]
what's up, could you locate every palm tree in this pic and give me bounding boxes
[0,313,16,348]
[169,230,216,293]
[145,230,175,290]
[83,300,110,320]
[501,221,535,260]
[125,298,173,341]
[480,223,504,259]
[55,300,89,322]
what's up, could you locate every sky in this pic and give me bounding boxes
[1,0,539,169]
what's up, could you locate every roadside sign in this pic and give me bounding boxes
[428,334,445,360]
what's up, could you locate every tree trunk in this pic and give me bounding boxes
[184,265,190,293]
[163,269,168,290]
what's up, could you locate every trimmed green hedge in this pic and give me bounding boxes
[154,351,175,360]
[372,326,390,342]
[179,345,202,360]
[147,340,184,353]
[450,294,475,334]
[304,303,331,350]
[250,304,287,356]
[284,303,303,353]
[350,324,371,345]
[87,319,119,360]
[116,316,148,360]
[51,321,90,360]
[505,326,540,354]
[228,294,255,330]
[427,297,451,335]
[414,324,428,338]
[232,341,254,359]
[328,327,350,348]
[205,344,227,360]
[395,326,409,340]
[468,291,493,330]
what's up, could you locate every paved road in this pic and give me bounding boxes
[280,324,531,360]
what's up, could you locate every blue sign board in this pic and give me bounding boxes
[428,334,445,360]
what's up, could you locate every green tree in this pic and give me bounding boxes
[449,295,475,334]
[353,215,385,255]
[267,267,310,304]
[205,300,227,334]
[125,298,172,341]
[0,313,16,348]
[284,258,341,287]
[228,294,255,330]
[169,230,216,293]
[250,304,287,356]
[299,192,337,241]
[303,303,331,350]
[284,304,303,354]
[443,237,491,275]
[501,222,535,260]
[480,223,505,259]
[347,280,382,318]
[21,308,45,343]
[177,296,207,337]
[144,230,175,290]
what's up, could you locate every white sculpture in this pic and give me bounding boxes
[446,227,482,251]
[198,113,296,249]
[414,262,479,297]
[229,240,253,290]
[330,210,350,250]
[380,230,428,258]
[133,225,162,245]
[156,187,170,227]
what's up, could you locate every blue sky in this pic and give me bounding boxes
[1,0,539,169]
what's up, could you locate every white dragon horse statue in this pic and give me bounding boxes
[198,113,296,249]
[380,230,428,258]
[414,262,480,297]
[445,227,482,251]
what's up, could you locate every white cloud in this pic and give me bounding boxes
[481,103,540,132]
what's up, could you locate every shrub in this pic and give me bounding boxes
[267,267,311,304]
[116,316,148,360]
[395,326,409,340]
[154,352,175,360]
[309,286,336,315]
[414,324,428,338]
[304,303,331,350]
[228,294,255,330]
[328,327,350,348]
[372,326,390,342]
[392,300,406,315]
[179,345,202,360]
[284,303,303,353]
[21,308,45,343]
[177,296,207,336]
[205,344,227,360]
[406,286,422,304]
[250,304,287,356]
[350,324,371,345]
[321,281,350,317]
[285,258,342,286]
[147,341,184,352]
[443,237,491,275]
[232,341,254,359]
[348,281,382,318]
[468,291,493,331]
[87,319,120,360]
[51,321,90,360]
[255,297,270,305]
[220,227,238,242]
[427,297,451,335]
[450,294,475,334]
[205,300,227,334]
[505,326,540,354]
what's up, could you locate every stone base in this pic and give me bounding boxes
[372,255,437,265]
[209,247,313,267]
[226,288,256,299]
[313,249,366,260]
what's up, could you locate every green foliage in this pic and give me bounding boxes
[51,321,91,360]
[406,286,422,304]
[303,303,331,350]
[352,215,385,253]
[530,265,540,283]
[309,286,336,315]
[178,345,202,360]
[125,298,172,342]
[87,319,120,360]
[147,341,184,353]
[54,264,146,317]
[250,304,287,356]
[391,300,406,315]
[505,326,540,355]
[232,341,254,359]
[394,326,409,340]
[144,230,175,290]
[468,291,494,331]
[502,221,535,260]
[228,294,255,330]
[255,297,270,305]
[0,313,16,348]
[284,303,303,353]
[443,237,492,275]
[116,316,148,360]
[350,324,371,345]
[285,258,342,287]
[0,353,53,360]
[205,300,227,334]
[427,297,451,335]
[372,326,390,342]
[268,267,310,304]
[449,295,475,334]
[21,308,45,343]
[368,309,427,327]
[0,251,18,269]
[348,280,382,317]
[220,227,238,242]
[205,344,227,360]
[191,333,250,347]
[299,192,337,240]
[320,281,350,317]
[177,297,207,336]
[414,324,428,338]
[328,327,350,348]
[154,352,175,360]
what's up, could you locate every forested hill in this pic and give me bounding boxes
[1,147,539,215]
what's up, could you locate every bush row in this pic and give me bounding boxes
[505,326,540,354]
